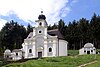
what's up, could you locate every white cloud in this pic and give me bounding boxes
[0,0,70,27]
[61,7,71,17]
[72,0,78,3]
[0,19,7,30]
[70,0,78,6]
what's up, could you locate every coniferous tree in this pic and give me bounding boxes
[78,18,89,48]
[48,24,52,30]
[26,23,33,36]
[0,20,27,50]
[58,19,65,34]
[52,23,58,29]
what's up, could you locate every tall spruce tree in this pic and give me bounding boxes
[0,20,27,50]
[26,23,33,36]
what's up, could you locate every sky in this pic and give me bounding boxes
[0,0,100,30]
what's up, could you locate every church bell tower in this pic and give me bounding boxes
[34,11,48,36]
[35,11,48,27]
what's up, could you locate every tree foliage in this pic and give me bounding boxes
[0,20,27,50]
[26,23,33,36]
[48,13,100,49]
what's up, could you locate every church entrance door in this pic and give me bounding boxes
[38,52,42,58]
[87,51,90,54]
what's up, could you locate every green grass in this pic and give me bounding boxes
[68,50,79,56]
[85,54,100,67]
[2,54,100,67]
[97,49,100,52]
[82,49,100,67]
[1,50,100,67]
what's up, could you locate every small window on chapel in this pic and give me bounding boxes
[39,22,42,26]
[29,49,32,53]
[16,53,18,56]
[49,48,52,52]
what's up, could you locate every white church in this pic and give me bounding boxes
[4,11,68,60]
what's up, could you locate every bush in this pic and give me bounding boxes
[0,61,3,66]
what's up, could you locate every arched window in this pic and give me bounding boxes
[16,53,18,56]
[39,22,42,26]
[91,50,93,52]
[29,49,32,53]
[49,48,52,52]
[84,50,86,53]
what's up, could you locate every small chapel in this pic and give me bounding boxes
[4,11,68,60]
[79,43,96,55]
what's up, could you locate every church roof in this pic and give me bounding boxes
[84,43,94,48]
[12,49,22,52]
[27,32,33,39]
[38,11,46,20]
[38,14,46,20]
[48,29,64,39]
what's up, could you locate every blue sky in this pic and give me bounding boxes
[0,0,100,30]
[64,0,100,24]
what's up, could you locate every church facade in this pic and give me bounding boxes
[4,12,68,60]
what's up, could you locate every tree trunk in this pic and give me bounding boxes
[80,40,81,49]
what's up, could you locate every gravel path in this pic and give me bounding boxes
[78,61,97,67]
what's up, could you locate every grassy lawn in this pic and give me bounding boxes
[2,54,100,67]
[68,50,79,56]
[85,54,100,67]
[1,50,100,67]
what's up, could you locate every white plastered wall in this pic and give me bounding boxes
[12,52,22,60]
[43,40,47,57]
[52,43,56,56]
[79,48,84,55]
[22,44,28,58]
[79,47,96,55]
[59,40,68,56]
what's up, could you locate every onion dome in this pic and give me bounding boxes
[38,11,46,20]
